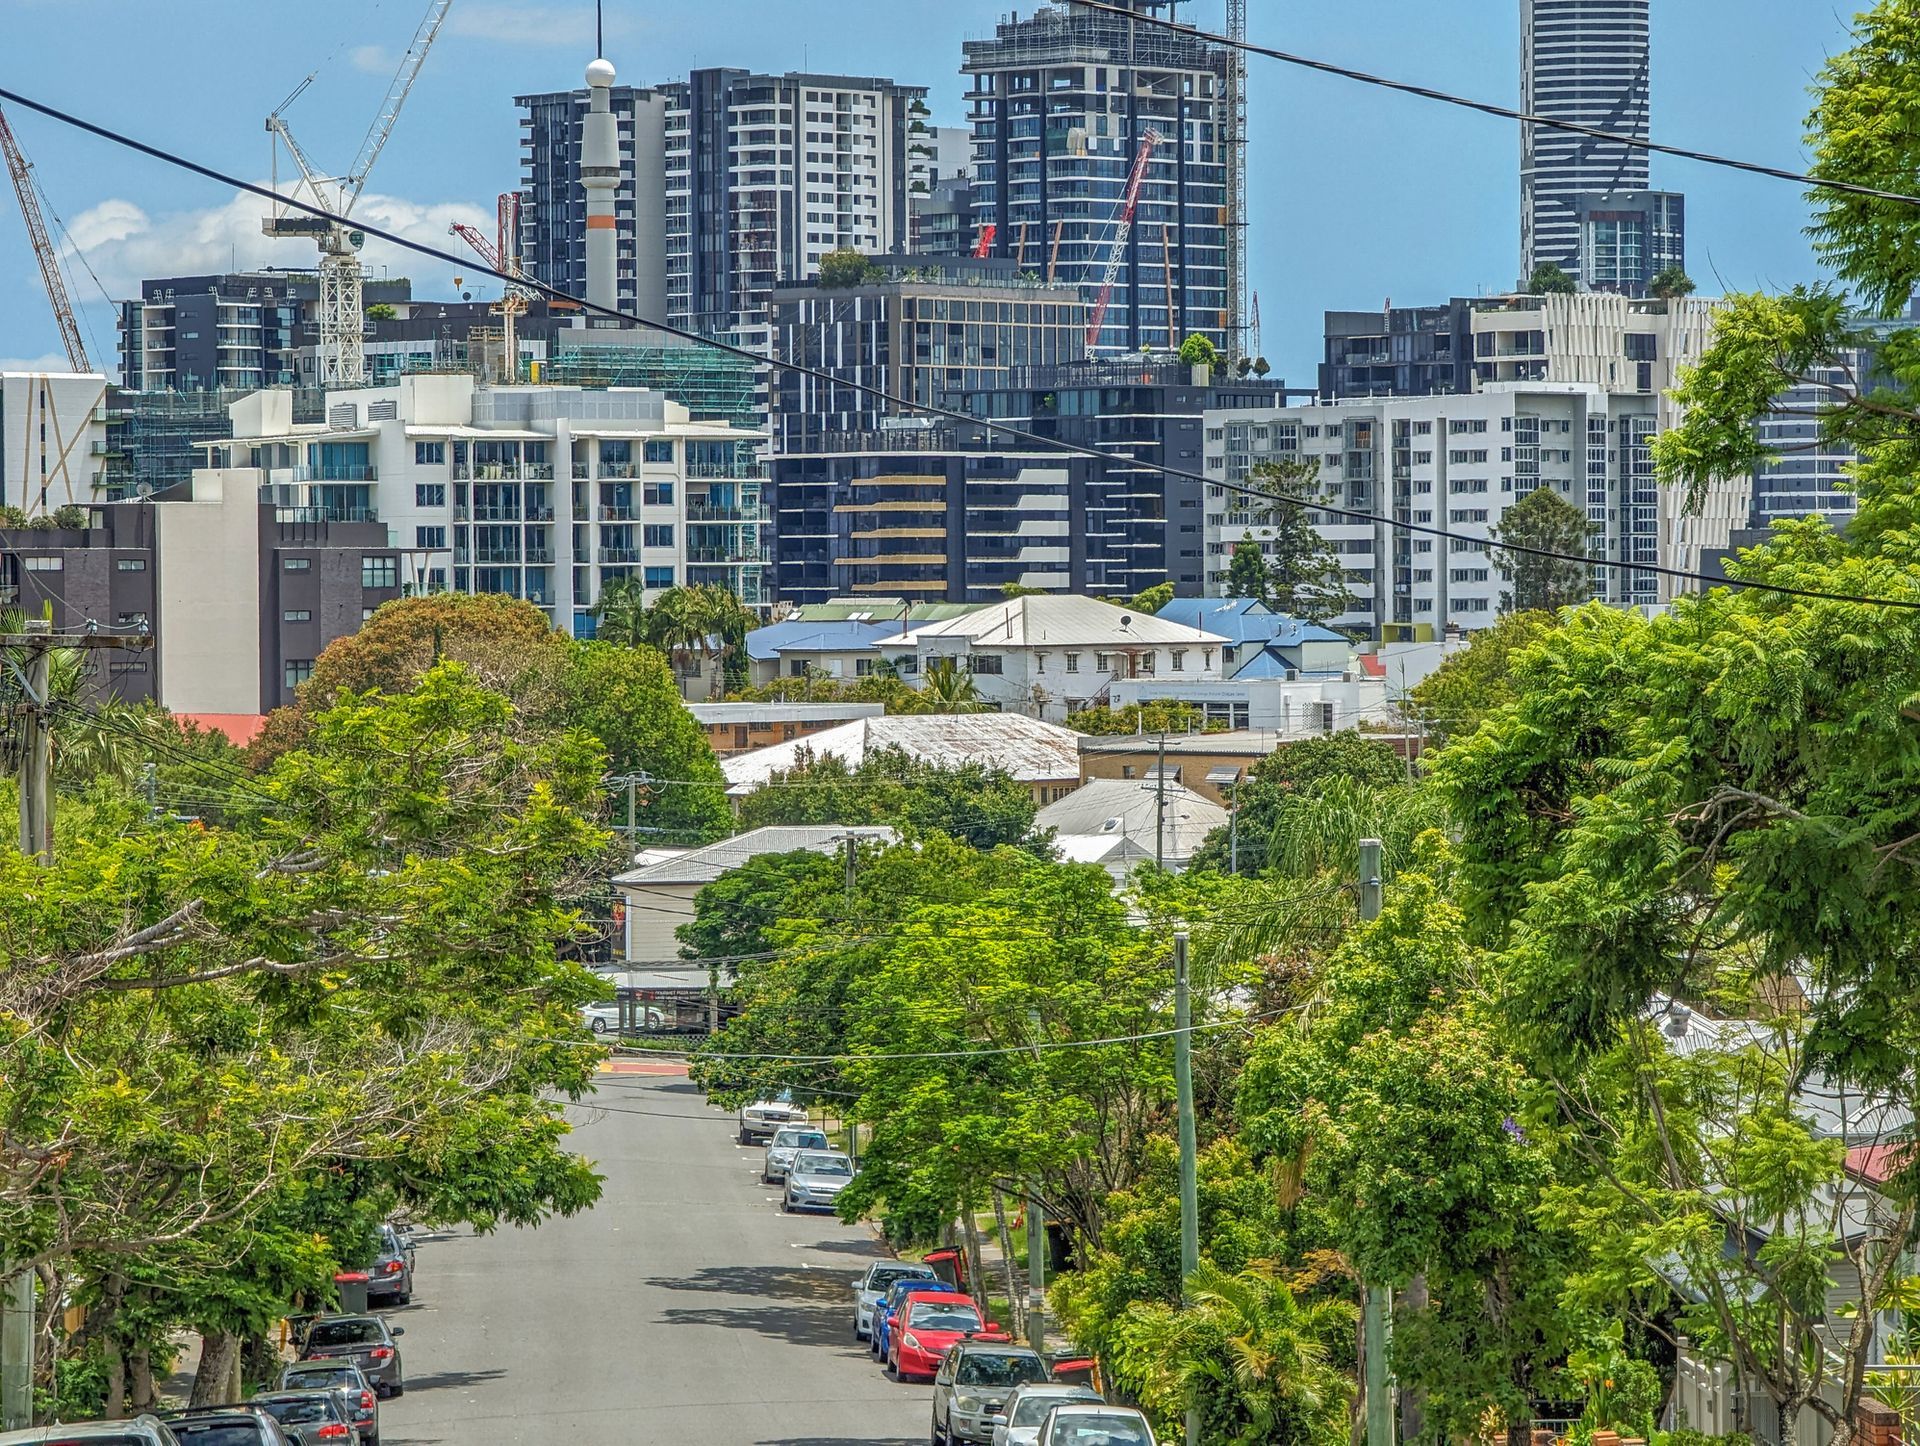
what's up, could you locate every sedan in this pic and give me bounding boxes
[993,1385,1103,1446]
[367,1222,414,1307]
[582,1002,662,1034]
[245,1391,358,1446]
[874,1276,963,1362]
[0,1422,182,1446]
[278,1362,379,1446]
[851,1259,938,1341]
[887,1291,1007,1382]
[298,1314,405,1397]
[156,1410,287,1446]
[1036,1405,1156,1446]
[763,1125,829,1184]
[932,1343,1052,1445]
[783,1149,855,1213]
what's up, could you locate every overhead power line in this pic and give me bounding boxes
[1064,0,1920,210]
[3,84,1916,613]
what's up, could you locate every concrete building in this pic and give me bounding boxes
[962,0,1232,353]
[719,711,1084,804]
[685,700,887,757]
[1520,0,1658,279]
[197,374,769,635]
[1078,728,1421,805]
[1750,351,1868,528]
[1572,190,1686,297]
[1321,302,1477,401]
[911,176,975,257]
[1,371,110,515]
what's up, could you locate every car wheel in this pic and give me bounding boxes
[390,1379,405,1398]
[394,1289,411,1305]
[590,1018,607,1034]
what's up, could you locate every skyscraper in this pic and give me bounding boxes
[962,1,1230,355]
[1520,0,1652,279]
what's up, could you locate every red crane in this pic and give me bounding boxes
[0,104,88,372]
[1084,128,1161,359]
[972,222,997,259]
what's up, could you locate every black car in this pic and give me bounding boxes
[246,1390,358,1446]
[298,1313,405,1397]
[159,1406,290,1446]
[278,1361,379,1446]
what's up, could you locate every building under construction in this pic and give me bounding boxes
[962,0,1236,357]
[537,331,763,433]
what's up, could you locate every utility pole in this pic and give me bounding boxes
[1026,1007,1046,1355]
[3,619,149,1428]
[1173,930,1200,1446]
[1154,732,1168,870]
[1358,838,1392,1446]
[1227,775,1240,875]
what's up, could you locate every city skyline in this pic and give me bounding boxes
[0,1,1861,384]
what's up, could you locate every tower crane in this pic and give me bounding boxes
[449,193,532,381]
[1084,128,1161,359]
[264,0,453,388]
[1225,0,1249,359]
[0,105,88,372]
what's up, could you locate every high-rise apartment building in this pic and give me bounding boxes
[1520,0,1675,288]
[516,70,930,342]
[962,1,1231,355]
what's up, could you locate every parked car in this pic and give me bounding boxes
[278,1361,379,1446]
[737,1096,805,1144]
[11,1419,186,1446]
[992,1385,1103,1446]
[1035,1404,1156,1446]
[581,1002,663,1034]
[762,1125,829,1183]
[783,1148,855,1212]
[887,1289,1006,1382]
[298,1313,405,1397]
[851,1259,938,1341]
[245,1390,359,1446]
[932,1342,1052,1445]
[873,1276,964,1361]
[364,1222,414,1307]
[159,1406,289,1446]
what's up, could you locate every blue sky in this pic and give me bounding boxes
[0,1,1859,383]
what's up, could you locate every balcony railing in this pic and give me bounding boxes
[524,464,556,480]
[598,547,641,564]
[294,465,376,483]
[474,548,522,565]
[525,547,555,565]
[599,463,638,479]
[472,507,523,522]
[276,505,378,525]
[600,506,639,522]
[687,546,767,564]
[685,504,770,523]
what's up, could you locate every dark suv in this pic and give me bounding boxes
[298,1313,405,1397]
[932,1343,1051,1446]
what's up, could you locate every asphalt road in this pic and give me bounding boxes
[376,1061,927,1446]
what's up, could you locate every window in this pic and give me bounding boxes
[643,482,675,507]
[415,526,446,549]
[1064,652,1080,674]
[23,556,61,572]
[1170,649,1186,672]
[643,524,675,548]
[643,439,674,464]
[414,442,445,466]
[1121,765,1135,779]
[116,558,147,572]
[1095,652,1113,672]
[361,556,397,589]
[284,659,314,689]
[415,483,446,508]
[644,566,675,588]
[968,654,1004,676]
[283,609,312,623]
[284,557,311,572]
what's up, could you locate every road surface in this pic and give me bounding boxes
[378,1060,926,1446]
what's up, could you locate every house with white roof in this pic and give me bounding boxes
[719,712,1084,804]
[882,594,1230,722]
[1034,776,1227,879]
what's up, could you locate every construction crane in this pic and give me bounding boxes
[972,223,997,259]
[1084,128,1161,359]
[0,105,88,372]
[449,193,532,381]
[1225,0,1248,358]
[264,0,453,388]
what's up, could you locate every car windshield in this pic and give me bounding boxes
[909,1300,982,1331]
[169,1427,265,1446]
[869,1265,932,1291]
[795,1154,853,1177]
[304,1319,382,1348]
[957,1353,1049,1387]
[285,1367,356,1387]
[1014,1394,1087,1425]
[773,1128,826,1149]
[257,1397,339,1425]
[1049,1415,1152,1446]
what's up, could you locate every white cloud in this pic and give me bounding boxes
[0,352,75,374]
[350,44,394,75]
[447,4,595,47]
[61,188,491,300]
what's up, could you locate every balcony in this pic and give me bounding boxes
[599,505,639,522]
[599,463,638,479]
[687,546,767,564]
[524,464,556,480]
[294,465,377,483]
[474,548,523,565]
[472,507,523,522]
[525,547,556,565]
[598,546,642,564]
[276,505,378,525]
[684,503,770,523]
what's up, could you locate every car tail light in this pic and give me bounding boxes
[359,1391,375,1409]
[369,1346,395,1361]
[382,1259,404,1274]
[317,1426,350,1440]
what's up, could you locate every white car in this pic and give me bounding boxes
[851,1259,938,1341]
[994,1385,1103,1446]
[763,1124,829,1183]
[1036,1404,1155,1446]
[783,1149,856,1212]
[581,1002,662,1034]
[737,1097,805,1144]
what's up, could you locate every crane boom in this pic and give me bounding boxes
[450,220,507,273]
[1084,127,1160,359]
[346,0,454,207]
[0,105,89,373]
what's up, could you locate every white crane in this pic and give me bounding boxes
[264,0,453,388]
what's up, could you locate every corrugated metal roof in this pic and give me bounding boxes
[898,594,1227,648]
[1156,596,1347,648]
[686,701,887,725]
[1034,776,1227,862]
[721,714,1084,794]
[613,825,899,886]
[744,619,908,661]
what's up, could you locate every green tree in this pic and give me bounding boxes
[1101,581,1176,615]
[588,575,650,648]
[1223,536,1270,602]
[1405,610,1556,747]
[917,655,987,713]
[1178,334,1219,368]
[364,303,398,321]
[1648,265,1696,300]
[303,592,565,708]
[1000,581,1049,598]
[1186,731,1410,875]
[1526,262,1576,295]
[1240,459,1353,623]
[1064,700,1206,736]
[1487,486,1595,613]
[734,744,1037,849]
[643,583,757,699]
[817,247,880,288]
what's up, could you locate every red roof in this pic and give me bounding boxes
[1358,653,1386,678]
[176,713,268,746]
[1846,1143,1907,1184]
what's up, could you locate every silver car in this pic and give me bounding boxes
[1036,1404,1156,1446]
[783,1148,855,1212]
[0,1424,181,1446]
[993,1385,1103,1446]
[763,1125,829,1183]
[933,1343,1052,1445]
[852,1259,938,1341]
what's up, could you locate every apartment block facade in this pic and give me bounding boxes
[962,1,1231,354]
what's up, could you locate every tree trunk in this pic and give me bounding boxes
[240,1334,281,1394]
[103,1348,126,1421]
[189,1332,240,1408]
[1399,1273,1428,1443]
[960,1208,988,1318]
[127,1343,154,1412]
[991,1189,1025,1342]
[1505,1423,1529,1446]
[34,1263,59,1421]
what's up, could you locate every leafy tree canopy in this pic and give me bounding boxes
[1065,700,1209,736]
[818,248,881,288]
[1526,262,1576,295]
[1488,485,1595,614]
[735,744,1038,850]
[1406,610,1558,747]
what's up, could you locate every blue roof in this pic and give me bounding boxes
[1156,597,1345,648]
[744,619,905,662]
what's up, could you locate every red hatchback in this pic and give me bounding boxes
[886,1290,1008,1381]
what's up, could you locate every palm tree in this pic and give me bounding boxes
[587,576,650,648]
[916,656,986,714]
[642,584,758,699]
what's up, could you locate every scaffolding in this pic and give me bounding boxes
[538,342,763,431]
[103,387,326,497]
